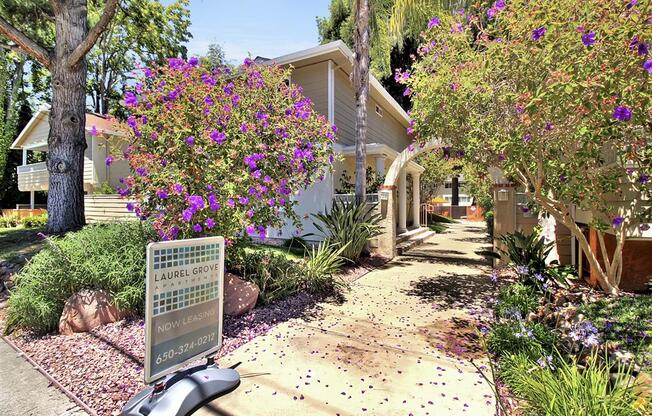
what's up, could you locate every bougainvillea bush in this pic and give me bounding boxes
[119,58,336,243]
[402,0,652,293]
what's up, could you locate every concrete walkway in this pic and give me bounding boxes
[200,221,496,416]
[0,338,87,416]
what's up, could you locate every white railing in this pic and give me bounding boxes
[333,193,379,204]
[17,161,47,174]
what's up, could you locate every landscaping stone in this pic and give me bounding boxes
[224,273,260,316]
[59,289,129,335]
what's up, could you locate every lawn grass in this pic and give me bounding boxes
[0,226,46,264]
[245,243,305,261]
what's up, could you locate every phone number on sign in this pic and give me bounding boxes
[155,332,217,365]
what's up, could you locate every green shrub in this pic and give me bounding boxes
[495,282,540,320]
[428,223,448,233]
[484,210,494,237]
[500,352,645,416]
[234,249,302,305]
[427,213,457,224]
[92,181,116,195]
[311,200,382,262]
[487,320,557,360]
[0,215,19,228]
[499,230,553,274]
[6,222,153,333]
[21,214,47,228]
[302,242,347,294]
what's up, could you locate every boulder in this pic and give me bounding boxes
[59,289,128,335]
[224,273,259,316]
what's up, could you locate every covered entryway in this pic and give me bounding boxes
[377,139,446,258]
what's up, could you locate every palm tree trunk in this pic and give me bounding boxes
[353,0,370,203]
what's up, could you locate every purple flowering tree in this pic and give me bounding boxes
[402,0,651,294]
[121,57,336,243]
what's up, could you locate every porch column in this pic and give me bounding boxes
[398,169,407,233]
[375,156,385,177]
[22,148,28,165]
[412,173,421,227]
[30,191,35,209]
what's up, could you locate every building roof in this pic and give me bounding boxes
[268,40,411,128]
[11,106,125,150]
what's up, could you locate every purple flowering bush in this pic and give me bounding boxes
[403,0,652,293]
[121,58,336,242]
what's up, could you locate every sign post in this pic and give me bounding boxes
[122,237,240,416]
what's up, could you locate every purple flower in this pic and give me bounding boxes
[227,198,235,208]
[612,216,625,228]
[644,60,652,74]
[182,209,193,222]
[136,167,147,177]
[90,125,97,137]
[174,183,184,194]
[490,270,498,285]
[205,218,215,229]
[188,56,199,67]
[239,196,249,205]
[640,224,650,232]
[523,133,532,143]
[639,174,650,184]
[612,106,632,121]
[185,136,195,146]
[188,195,205,212]
[638,43,649,56]
[240,123,249,133]
[531,27,547,41]
[223,82,234,95]
[495,0,506,9]
[126,202,135,212]
[516,265,530,275]
[124,91,138,107]
[193,223,202,233]
[428,16,440,28]
[581,31,596,47]
[209,130,226,144]
[487,7,497,19]
[246,225,256,236]
[156,190,169,199]
[208,194,220,211]
[627,0,638,9]
[544,122,554,131]
[105,156,114,166]
[204,95,214,107]
[127,116,137,129]
[143,67,153,78]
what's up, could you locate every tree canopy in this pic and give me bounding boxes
[403,0,652,292]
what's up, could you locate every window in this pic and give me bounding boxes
[375,104,383,117]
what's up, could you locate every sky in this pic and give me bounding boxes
[163,0,332,64]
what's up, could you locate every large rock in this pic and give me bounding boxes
[59,289,128,335]
[224,273,259,316]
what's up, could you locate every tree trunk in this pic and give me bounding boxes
[353,0,370,203]
[46,1,88,233]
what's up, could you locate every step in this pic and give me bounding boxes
[397,230,437,255]
[396,227,430,244]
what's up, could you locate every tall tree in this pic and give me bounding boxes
[87,0,191,115]
[353,0,371,201]
[0,0,119,233]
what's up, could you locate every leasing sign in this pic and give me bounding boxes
[144,237,224,383]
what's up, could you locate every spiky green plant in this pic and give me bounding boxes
[311,200,382,262]
[302,242,348,294]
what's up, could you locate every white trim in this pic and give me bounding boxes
[327,60,335,125]
[269,40,411,126]
[338,143,425,173]
[11,108,49,149]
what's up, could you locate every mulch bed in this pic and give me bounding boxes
[4,257,387,415]
[8,291,324,416]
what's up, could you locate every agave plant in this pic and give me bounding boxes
[311,200,382,262]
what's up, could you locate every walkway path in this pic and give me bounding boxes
[200,221,496,416]
[0,338,87,416]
